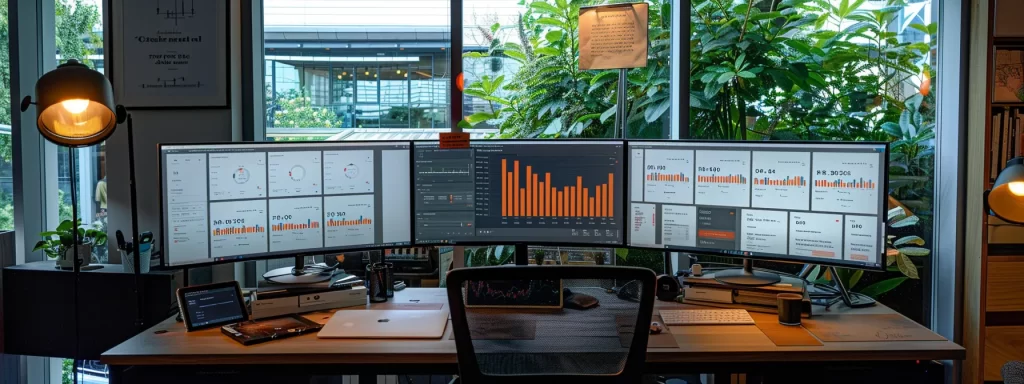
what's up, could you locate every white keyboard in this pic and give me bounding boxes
[659,309,755,325]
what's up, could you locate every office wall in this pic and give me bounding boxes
[105,0,244,282]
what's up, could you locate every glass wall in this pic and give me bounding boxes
[263,0,453,141]
[0,0,15,230]
[460,0,673,139]
[687,0,937,323]
[56,0,107,263]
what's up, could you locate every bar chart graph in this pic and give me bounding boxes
[327,217,372,227]
[814,178,876,189]
[212,225,265,236]
[647,173,689,182]
[499,158,615,218]
[271,220,320,231]
[753,176,807,186]
[696,174,748,184]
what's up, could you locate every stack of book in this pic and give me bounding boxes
[681,272,813,318]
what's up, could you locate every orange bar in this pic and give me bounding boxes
[563,186,570,217]
[506,172,513,216]
[583,187,589,217]
[556,191,562,216]
[545,173,552,216]
[549,187,555,216]
[576,176,583,218]
[599,185,605,217]
[532,173,538,217]
[520,188,526,215]
[590,197,595,218]
[501,159,507,216]
[514,161,520,216]
[608,173,614,218]
[525,166,532,216]
[569,187,576,217]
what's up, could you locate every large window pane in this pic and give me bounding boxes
[461,0,673,139]
[689,0,937,323]
[54,0,107,265]
[0,0,15,230]
[264,0,452,141]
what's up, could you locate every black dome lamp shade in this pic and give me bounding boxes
[21,59,120,147]
[988,157,1024,224]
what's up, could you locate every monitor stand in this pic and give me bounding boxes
[800,265,876,308]
[713,259,782,287]
[262,256,334,284]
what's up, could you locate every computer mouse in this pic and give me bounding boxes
[650,322,663,334]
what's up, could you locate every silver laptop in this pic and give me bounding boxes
[317,309,449,339]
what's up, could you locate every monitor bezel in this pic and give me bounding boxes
[623,139,890,272]
[157,140,417,269]
[410,139,629,248]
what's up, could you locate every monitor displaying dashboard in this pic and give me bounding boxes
[161,141,412,267]
[413,140,624,245]
[627,141,887,270]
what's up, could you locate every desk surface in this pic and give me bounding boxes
[101,288,964,366]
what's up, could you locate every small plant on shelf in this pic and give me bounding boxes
[533,250,546,265]
[33,219,107,267]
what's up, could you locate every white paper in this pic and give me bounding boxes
[579,3,649,70]
[120,0,228,107]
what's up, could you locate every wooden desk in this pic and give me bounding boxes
[101,288,963,380]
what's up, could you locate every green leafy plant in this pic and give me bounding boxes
[268,89,343,128]
[533,249,546,265]
[809,200,929,299]
[615,248,664,273]
[465,245,515,267]
[461,0,672,138]
[33,219,107,259]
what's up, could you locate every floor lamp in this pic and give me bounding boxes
[20,59,127,381]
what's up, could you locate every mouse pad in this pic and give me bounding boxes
[616,315,679,348]
[802,314,945,342]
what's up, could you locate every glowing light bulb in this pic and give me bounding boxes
[61,99,89,114]
[1009,181,1024,196]
[396,69,402,75]
[365,71,370,76]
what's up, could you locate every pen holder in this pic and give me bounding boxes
[368,263,388,303]
[121,243,152,273]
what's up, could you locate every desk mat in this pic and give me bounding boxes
[802,314,946,342]
[617,315,679,348]
[753,320,823,346]
[448,319,537,340]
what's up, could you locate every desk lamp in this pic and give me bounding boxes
[988,157,1024,224]
[21,60,143,378]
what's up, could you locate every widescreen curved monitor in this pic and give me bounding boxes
[160,141,413,267]
[626,141,888,271]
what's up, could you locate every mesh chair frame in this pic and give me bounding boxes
[446,265,657,384]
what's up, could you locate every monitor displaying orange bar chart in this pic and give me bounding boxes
[627,141,888,273]
[413,141,624,245]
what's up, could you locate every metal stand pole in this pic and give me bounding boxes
[614,68,628,139]
[127,114,145,329]
[69,148,80,384]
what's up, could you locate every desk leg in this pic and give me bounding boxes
[108,365,124,384]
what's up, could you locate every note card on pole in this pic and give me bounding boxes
[439,132,470,149]
[579,3,649,70]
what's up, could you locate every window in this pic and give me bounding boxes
[460,0,673,139]
[263,0,452,141]
[688,0,937,324]
[56,0,107,263]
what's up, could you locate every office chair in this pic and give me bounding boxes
[446,266,656,384]
[1005,361,1024,384]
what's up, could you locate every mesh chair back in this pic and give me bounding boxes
[446,266,656,384]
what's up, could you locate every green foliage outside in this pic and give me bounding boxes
[269,89,344,128]
[461,0,672,138]
[463,0,936,301]
[0,0,100,231]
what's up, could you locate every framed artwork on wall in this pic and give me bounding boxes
[118,0,229,108]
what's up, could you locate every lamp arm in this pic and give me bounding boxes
[126,112,145,330]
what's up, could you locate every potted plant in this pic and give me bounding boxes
[594,252,605,266]
[33,219,107,269]
[533,250,546,265]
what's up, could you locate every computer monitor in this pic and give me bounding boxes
[626,141,888,284]
[160,141,413,267]
[413,140,625,246]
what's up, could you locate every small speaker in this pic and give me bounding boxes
[656,274,680,301]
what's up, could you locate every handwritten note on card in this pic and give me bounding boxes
[579,3,649,70]
[802,314,946,342]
